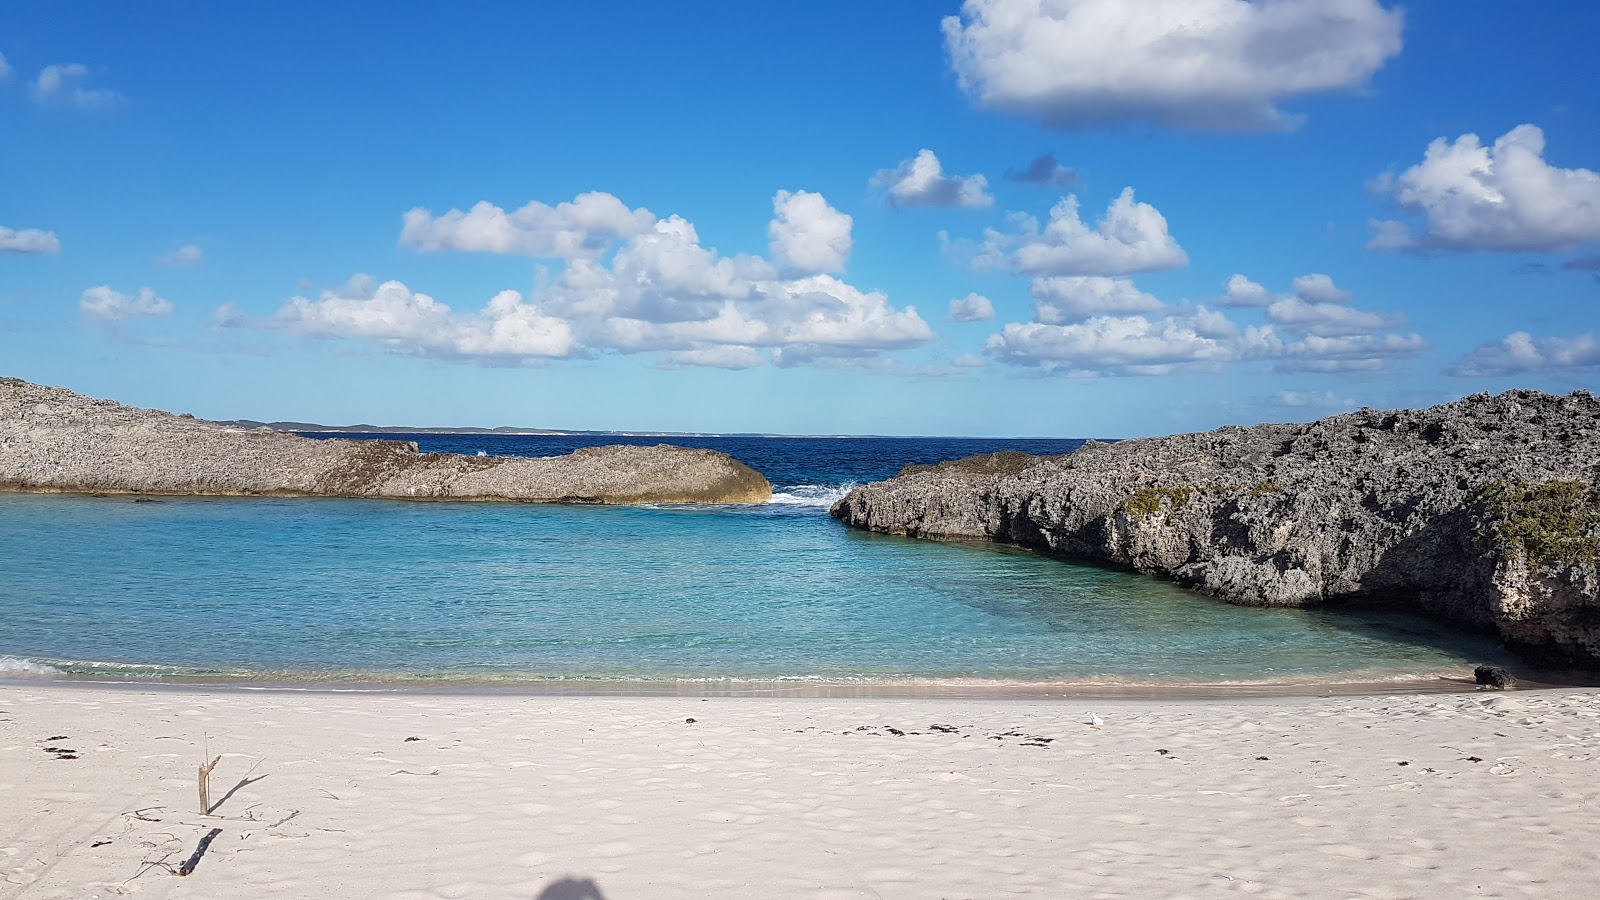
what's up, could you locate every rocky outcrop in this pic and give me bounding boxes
[832,391,1600,667]
[0,378,771,504]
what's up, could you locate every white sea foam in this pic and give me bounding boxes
[767,482,856,508]
[0,656,59,676]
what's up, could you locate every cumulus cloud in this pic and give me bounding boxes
[942,0,1403,131]
[1005,153,1077,188]
[544,216,771,324]
[872,149,994,209]
[947,293,995,323]
[299,190,933,369]
[158,244,203,267]
[33,63,122,108]
[985,307,1250,375]
[1220,273,1270,307]
[0,226,60,254]
[1266,297,1396,336]
[972,188,1187,276]
[1272,332,1425,373]
[760,276,935,352]
[1369,124,1600,252]
[400,192,657,257]
[211,302,247,329]
[80,286,174,321]
[278,276,579,360]
[1030,276,1163,323]
[768,190,852,274]
[1290,273,1351,303]
[983,272,1424,376]
[662,346,765,370]
[1276,390,1357,411]
[1448,332,1600,377]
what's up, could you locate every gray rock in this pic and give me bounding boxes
[1474,665,1517,689]
[0,378,771,505]
[832,390,1600,667]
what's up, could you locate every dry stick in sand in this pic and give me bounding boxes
[198,734,221,815]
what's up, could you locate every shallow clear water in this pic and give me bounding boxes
[0,439,1515,687]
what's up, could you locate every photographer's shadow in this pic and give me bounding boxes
[536,877,607,900]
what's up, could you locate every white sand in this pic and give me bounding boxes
[3,685,1598,899]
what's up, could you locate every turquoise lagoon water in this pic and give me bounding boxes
[0,434,1516,688]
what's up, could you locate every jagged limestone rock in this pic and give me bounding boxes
[0,378,771,505]
[833,390,1600,666]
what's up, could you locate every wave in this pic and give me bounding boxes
[0,656,59,676]
[766,482,856,508]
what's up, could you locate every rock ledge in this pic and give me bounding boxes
[0,378,771,505]
[832,390,1600,667]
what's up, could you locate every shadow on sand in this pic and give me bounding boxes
[536,876,607,900]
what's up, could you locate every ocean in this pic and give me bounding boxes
[0,433,1515,688]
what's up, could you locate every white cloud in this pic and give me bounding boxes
[947,293,995,323]
[768,190,852,274]
[1369,124,1600,252]
[1031,276,1163,324]
[545,216,770,324]
[291,191,933,369]
[212,302,247,329]
[942,0,1403,131]
[399,192,657,257]
[760,276,935,352]
[277,277,579,360]
[1276,390,1356,411]
[1448,331,1600,377]
[0,226,60,254]
[872,149,994,209]
[1290,273,1350,303]
[1220,273,1270,306]
[1006,153,1077,188]
[985,307,1247,375]
[1266,296,1396,337]
[1272,332,1425,372]
[80,286,174,321]
[662,346,766,370]
[33,63,121,108]
[158,244,203,267]
[983,272,1424,376]
[973,188,1188,276]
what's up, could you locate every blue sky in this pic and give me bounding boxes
[2,1,1597,436]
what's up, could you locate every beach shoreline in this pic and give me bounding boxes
[7,667,1599,701]
[5,682,1598,898]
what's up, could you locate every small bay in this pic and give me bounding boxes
[0,434,1513,686]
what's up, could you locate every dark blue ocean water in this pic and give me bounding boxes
[0,434,1514,687]
[321,432,1093,505]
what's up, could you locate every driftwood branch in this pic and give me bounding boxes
[176,828,222,876]
[198,755,221,815]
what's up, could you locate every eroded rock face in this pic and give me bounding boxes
[832,390,1600,666]
[0,378,771,505]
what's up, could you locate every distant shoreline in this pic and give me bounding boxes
[226,421,1112,441]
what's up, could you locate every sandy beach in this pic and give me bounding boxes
[3,684,1598,899]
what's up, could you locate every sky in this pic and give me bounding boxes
[2,0,1597,437]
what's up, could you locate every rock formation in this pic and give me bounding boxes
[0,378,771,505]
[833,390,1600,667]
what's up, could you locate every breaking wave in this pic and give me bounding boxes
[0,656,60,676]
[767,483,856,508]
